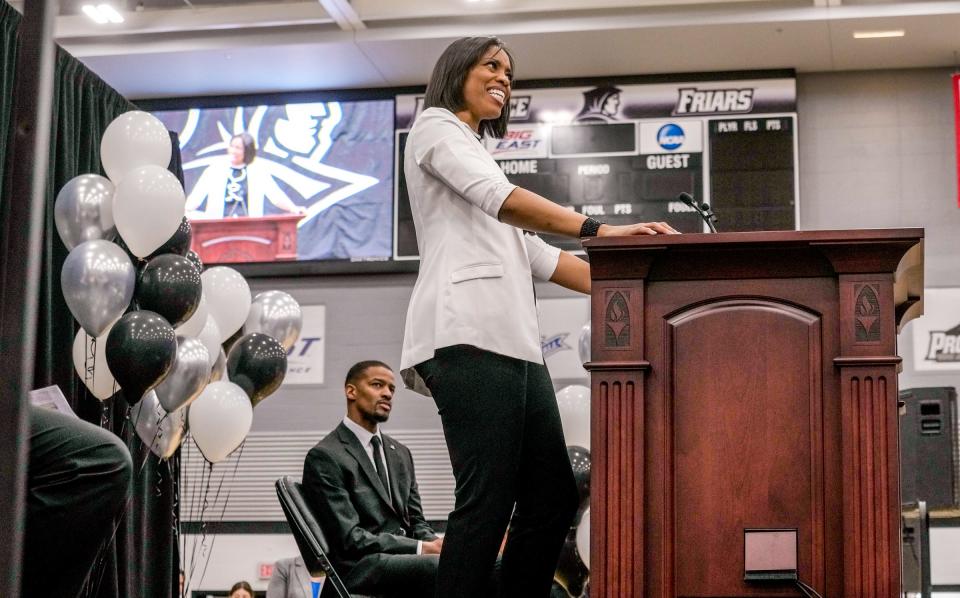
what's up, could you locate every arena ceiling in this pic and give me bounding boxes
[15,0,960,98]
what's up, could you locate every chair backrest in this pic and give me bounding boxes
[275,476,353,598]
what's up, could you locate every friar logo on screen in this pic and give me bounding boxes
[925,323,960,363]
[673,87,755,115]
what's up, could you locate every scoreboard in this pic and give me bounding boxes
[394,72,797,258]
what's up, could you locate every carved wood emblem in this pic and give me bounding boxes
[604,290,631,348]
[854,283,881,342]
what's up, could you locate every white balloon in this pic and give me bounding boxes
[556,384,590,449]
[189,381,253,463]
[196,315,222,369]
[578,322,591,364]
[576,508,590,570]
[72,323,119,400]
[201,267,251,341]
[176,292,209,338]
[113,165,185,257]
[100,110,172,183]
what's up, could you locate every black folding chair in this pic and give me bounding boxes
[275,476,375,598]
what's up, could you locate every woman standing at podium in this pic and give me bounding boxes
[186,132,307,219]
[399,36,678,598]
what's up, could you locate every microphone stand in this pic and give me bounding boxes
[677,192,719,233]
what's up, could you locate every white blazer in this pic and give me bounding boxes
[186,159,294,219]
[400,108,560,396]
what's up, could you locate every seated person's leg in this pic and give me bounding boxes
[342,553,439,598]
[21,405,133,597]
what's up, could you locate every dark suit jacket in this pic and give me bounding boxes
[302,422,438,574]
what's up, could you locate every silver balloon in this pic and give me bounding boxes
[578,322,591,364]
[154,336,210,413]
[130,390,187,460]
[244,290,302,350]
[54,174,117,250]
[61,240,136,337]
[210,348,227,382]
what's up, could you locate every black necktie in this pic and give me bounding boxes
[370,436,391,500]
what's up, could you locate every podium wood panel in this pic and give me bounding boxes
[190,214,302,264]
[584,229,923,598]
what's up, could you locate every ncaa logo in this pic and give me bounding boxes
[657,123,685,150]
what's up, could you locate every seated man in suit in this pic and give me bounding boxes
[302,360,442,597]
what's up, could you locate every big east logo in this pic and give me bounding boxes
[673,87,755,115]
[493,129,542,153]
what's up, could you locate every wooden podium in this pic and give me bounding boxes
[189,214,303,264]
[582,229,924,598]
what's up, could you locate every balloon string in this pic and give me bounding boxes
[79,411,167,598]
[100,398,110,429]
[196,439,246,590]
[84,334,96,389]
[186,460,213,593]
[183,436,202,597]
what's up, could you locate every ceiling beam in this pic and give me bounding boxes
[318,0,365,30]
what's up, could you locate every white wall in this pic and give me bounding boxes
[181,533,299,595]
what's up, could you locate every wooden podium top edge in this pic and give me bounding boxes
[582,227,924,250]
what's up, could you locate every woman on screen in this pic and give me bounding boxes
[399,36,678,598]
[185,132,306,219]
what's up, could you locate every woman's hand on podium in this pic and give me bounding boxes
[598,221,680,236]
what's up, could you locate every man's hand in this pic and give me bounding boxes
[598,221,679,236]
[421,537,444,555]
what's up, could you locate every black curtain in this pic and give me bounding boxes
[2,2,180,597]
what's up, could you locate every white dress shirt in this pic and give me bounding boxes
[341,417,423,554]
[399,108,561,395]
[341,416,391,497]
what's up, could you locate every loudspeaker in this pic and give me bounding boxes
[899,387,958,510]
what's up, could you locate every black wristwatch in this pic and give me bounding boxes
[579,217,603,238]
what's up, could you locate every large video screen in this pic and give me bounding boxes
[394,74,798,258]
[153,100,394,265]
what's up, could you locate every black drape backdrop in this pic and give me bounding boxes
[2,2,180,597]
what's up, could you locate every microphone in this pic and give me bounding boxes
[677,192,718,233]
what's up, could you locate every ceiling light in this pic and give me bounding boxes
[81,3,124,24]
[853,30,904,39]
[98,4,125,23]
[81,4,108,23]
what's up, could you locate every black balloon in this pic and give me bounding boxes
[134,253,202,328]
[185,249,203,274]
[222,326,244,356]
[567,445,591,523]
[148,216,192,258]
[554,529,589,597]
[105,310,177,405]
[226,332,287,406]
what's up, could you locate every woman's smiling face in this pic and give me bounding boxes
[456,45,513,133]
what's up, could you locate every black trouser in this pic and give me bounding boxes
[334,553,439,598]
[21,405,133,598]
[417,345,579,598]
